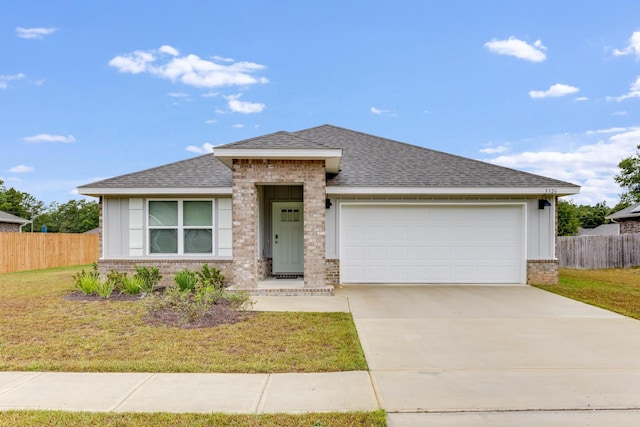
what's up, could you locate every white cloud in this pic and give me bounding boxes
[109,46,268,89]
[232,123,245,128]
[479,145,509,154]
[167,92,189,98]
[482,128,640,205]
[226,94,265,113]
[0,73,26,89]
[201,92,219,98]
[574,97,589,102]
[529,83,579,99]
[370,106,396,116]
[484,36,547,62]
[611,111,628,116]
[9,164,34,173]
[16,27,56,39]
[212,55,234,63]
[23,134,76,143]
[159,45,180,56]
[608,76,640,102]
[205,119,217,124]
[186,143,215,154]
[613,31,640,58]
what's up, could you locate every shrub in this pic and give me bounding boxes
[121,275,145,295]
[73,263,100,295]
[76,275,99,295]
[196,264,225,290]
[94,279,115,299]
[106,270,128,292]
[134,266,162,294]
[224,290,254,311]
[174,269,198,292]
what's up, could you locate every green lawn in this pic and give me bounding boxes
[0,410,387,427]
[0,266,367,373]
[535,267,640,320]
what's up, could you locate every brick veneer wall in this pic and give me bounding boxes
[0,223,21,232]
[325,259,340,285]
[620,219,640,234]
[231,159,326,288]
[97,259,233,287]
[527,259,558,285]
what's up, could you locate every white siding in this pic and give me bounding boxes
[217,198,232,257]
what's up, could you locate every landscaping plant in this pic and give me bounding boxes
[174,268,198,292]
[134,265,162,294]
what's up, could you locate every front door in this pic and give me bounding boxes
[272,202,304,274]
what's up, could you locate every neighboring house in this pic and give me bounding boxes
[78,125,580,292]
[0,210,31,232]
[577,224,620,236]
[606,202,640,234]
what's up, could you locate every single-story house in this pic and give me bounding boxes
[606,202,640,234]
[0,210,31,232]
[577,223,620,236]
[78,125,580,293]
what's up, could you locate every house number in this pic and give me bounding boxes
[544,188,557,194]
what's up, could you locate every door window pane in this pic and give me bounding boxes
[184,201,212,226]
[150,229,178,253]
[184,229,213,253]
[149,201,178,226]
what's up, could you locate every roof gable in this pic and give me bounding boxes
[0,210,30,224]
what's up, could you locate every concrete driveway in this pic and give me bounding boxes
[337,285,640,426]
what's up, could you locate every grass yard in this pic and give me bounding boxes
[536,267,640,320]
[0,266,367,373]
[0,410,387,427]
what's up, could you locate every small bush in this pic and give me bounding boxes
[196,264,225,290]
[106,270,128,292]
[120,275,145,295]
[94,279,115,299]
[134,266,162,294]
[224,290,255,311]
[73,263,100,295]
[76,275,99,295]
[175,269,198,292]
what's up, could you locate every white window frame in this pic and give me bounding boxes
[147,199,215,256]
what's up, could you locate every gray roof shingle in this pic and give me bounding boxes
[606,202,640,220]
[0,210,30,224]
[79,124,579,191]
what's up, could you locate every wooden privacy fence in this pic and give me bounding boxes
[0,233,99,274]
[557,234,640,269]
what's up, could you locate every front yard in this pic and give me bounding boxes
[535,267,640,320]
[0,266,367,373]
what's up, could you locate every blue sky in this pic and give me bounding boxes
[3,1,640,207]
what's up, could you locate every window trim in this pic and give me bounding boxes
[146,198,215,256]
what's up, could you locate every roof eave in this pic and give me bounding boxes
[213,148,343,174]
[326,186,580,197]
[77,187,233,197]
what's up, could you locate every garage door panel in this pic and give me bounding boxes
[341,204,524,284]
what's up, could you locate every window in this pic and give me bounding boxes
[148,200,213,255]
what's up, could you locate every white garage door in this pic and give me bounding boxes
[340,204,525,284]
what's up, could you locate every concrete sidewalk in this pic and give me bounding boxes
[0,371,377,413]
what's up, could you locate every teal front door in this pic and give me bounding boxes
[272,202,304,274]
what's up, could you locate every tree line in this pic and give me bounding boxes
[0,180,98,233]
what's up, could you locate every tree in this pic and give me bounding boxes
[37,200,99,233]
[576,201,610,229]
[615,144,640,202]
[0,180,45,231]
[558,200,580,236]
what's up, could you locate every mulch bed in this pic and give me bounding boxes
[65,291,254,329]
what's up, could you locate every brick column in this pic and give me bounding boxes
[231,162,259,288]
[302,166,326,287]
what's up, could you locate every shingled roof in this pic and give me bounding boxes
[0,210,31,224]
[78,124,579,193]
